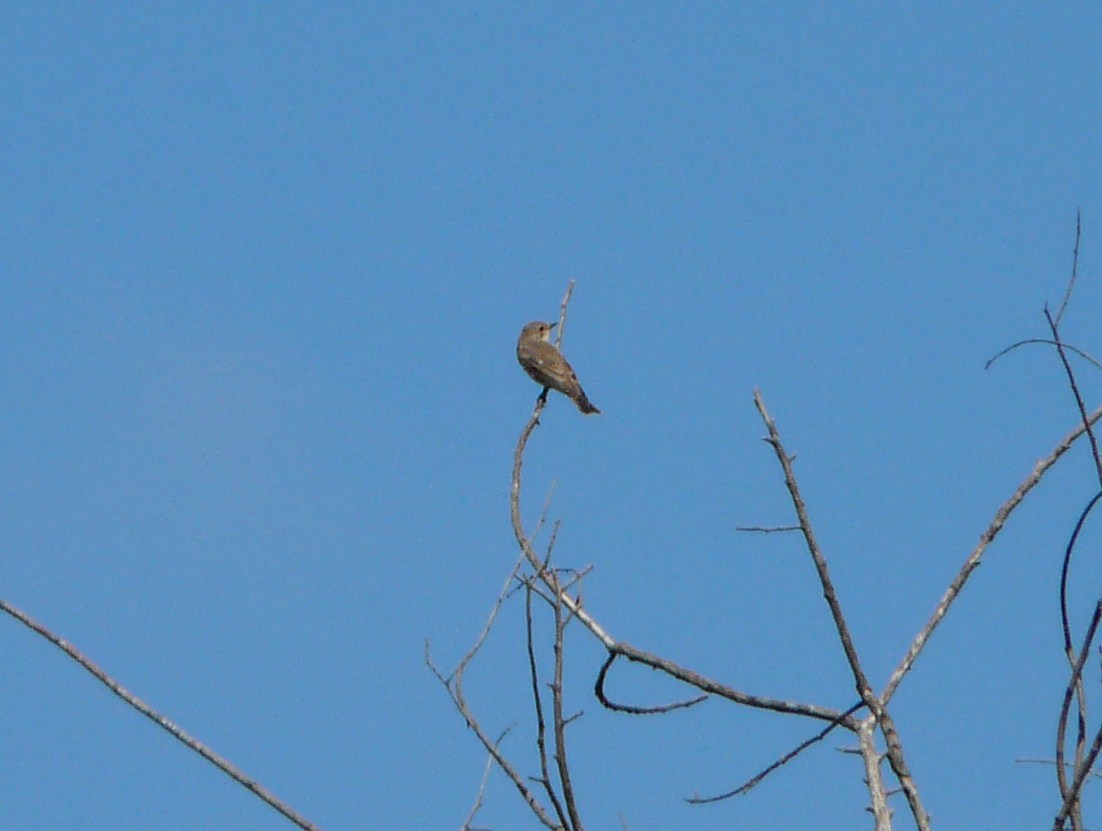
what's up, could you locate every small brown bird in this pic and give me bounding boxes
[516,321,601,415]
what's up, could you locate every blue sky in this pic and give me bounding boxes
[3,4,1102,829]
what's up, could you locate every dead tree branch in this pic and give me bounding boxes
[883,403,1102,705]
[0,599,321,831]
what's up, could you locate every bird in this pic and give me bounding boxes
[516,321,601,415]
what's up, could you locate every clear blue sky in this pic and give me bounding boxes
[3,4,1102,829]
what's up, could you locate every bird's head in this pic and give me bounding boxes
[521,321,556,342]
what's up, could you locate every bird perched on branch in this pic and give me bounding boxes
[516,321,601,415]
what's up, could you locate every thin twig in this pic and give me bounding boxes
[605,643,854,724]
[451,548,529,685]
[426,643,560,830]
[0,599,320,831]
[531,480,558,549]
[426,555,561,830]
[1054,208,1082,328]
[686,701,865,803]
[985,339,1102,373]
[555,281,576,347]
[1016,757,1102,779]
[460,751,497,831]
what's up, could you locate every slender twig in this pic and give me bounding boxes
[460,750,497,831]
[554,281,576,347]
[426,556,560,830]
[427,644,560,830]
[542,518,561,571]
[687,701,865,803]
[0,599,320,831]
[451,548,529,685]
[985,339,1102,373]
[531,481,558,550]
[1016,757,1102,779]
[735,525,801,533]
[1054,208,1082,328]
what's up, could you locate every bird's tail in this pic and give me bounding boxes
[574,389,601,415]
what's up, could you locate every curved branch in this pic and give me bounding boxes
[594,653,708,715]
[984,339,1102,373]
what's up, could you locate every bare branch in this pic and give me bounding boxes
[594,653,708,715]
[427,641,561,830]
[603,644,854,725]
[752,390,875,701]
[875,706,931,831]
[1054,208,1083,328]
[460,751,497,831]
[751,391,931,829]
[735,525,801,533]
[883,403,1102,703]
[0,599,321,831]
[985,339,1102,373]
[554,281,576,347]
[451,548,529,686]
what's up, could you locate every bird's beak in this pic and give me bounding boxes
[549,322,558,329]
